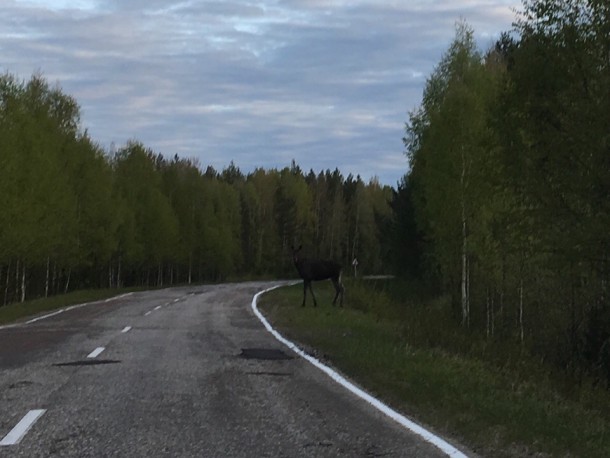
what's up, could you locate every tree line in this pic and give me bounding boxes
[0,73,393,305]
[400,0,610,384]
[3,0,607,387]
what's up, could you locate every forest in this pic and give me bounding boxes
[0,72,392,303]
[1,0,609,386]
[401,0,610,385]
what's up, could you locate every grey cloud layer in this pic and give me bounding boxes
[1,0,519,184]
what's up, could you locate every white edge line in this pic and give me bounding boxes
[0,409,46,446]
[87,347,105,358]
[25,308,66,324]
[121,326,132,333]
[2,292,135,329]
[251,285,469,458]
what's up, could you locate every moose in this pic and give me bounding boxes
[291,245,344,307]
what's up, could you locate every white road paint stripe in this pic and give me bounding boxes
[121,326,132,333]
[1,293,135,330]
[64,292,133,312]
[87,347,105,358]
[173,298,180,303]
[25,308,66,324]
[154,305,162,311]
[144,311,152,316]
[0,409,46,446]
[252,285,469,458]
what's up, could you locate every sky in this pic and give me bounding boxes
[1,0,521,186]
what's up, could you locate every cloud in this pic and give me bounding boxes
[0,0,520,185]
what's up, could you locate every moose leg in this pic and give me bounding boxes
[308,282,318,307]
[331,275,344,307]
[302,280,308,307]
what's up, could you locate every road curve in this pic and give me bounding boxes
[0,281,453,457]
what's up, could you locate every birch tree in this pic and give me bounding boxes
[406,22,492,326]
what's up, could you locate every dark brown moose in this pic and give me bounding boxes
[291,245,344,307]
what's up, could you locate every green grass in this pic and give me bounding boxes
[259,280,610,458]
[0,288,141,326]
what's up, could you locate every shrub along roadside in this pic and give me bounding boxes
[258,280,610,458]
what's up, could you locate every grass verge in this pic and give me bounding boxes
[259,280,610,458]
[0,288,141,326]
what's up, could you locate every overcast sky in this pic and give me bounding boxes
[1,0,521,186]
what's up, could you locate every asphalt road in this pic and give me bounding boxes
[0,281,451,457]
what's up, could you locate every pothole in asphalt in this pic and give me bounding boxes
[239,348,293,360]
[53,360,121,367]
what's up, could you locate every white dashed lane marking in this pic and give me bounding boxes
[0,409,46,446]
[2,295,180,448]
[2,294,141,448]
[87,347,105,358]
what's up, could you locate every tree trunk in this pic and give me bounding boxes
[64,268,71,294]
[351,202,360,264]
[500,257,506,318]
[519,276,524,344]
[461,215,469,327]
[45,257,50,298]
[486,288,490,338]
[601,246,607,304]
[491,291,495,337]
[4,259,10,305]
[52,261,58,295]
[570,262,579,378]
[460,147,470,328]
[117,255,122,288]
[15,259,20,302]
[188,253,193,285]
[486,289,489,337]
[20,263,26,303]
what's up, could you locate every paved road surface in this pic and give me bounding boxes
[0,281,451,457]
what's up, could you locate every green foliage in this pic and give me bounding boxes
[403,2,610,385]
[0,71,393,304]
